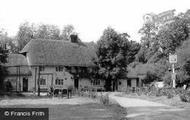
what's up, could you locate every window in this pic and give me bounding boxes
[40,78,46,85]
[55,78,64,85]
[56,66,64,72]
[127,79,131,87]
[93,79,100,85]
[39,66,45,71]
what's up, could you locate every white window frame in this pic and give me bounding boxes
[55,78,64,85]
[56,66,64,72]
[39,78,46,85]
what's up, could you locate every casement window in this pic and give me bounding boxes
[55,79,64,85]
[92,79,100,85]
[39,66,45,71]
[56,66,64,72]
[39,78,46,85]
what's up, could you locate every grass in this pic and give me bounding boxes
[0,92,127,120]
[1,103,127,120]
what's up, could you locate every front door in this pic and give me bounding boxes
[23,78,28,92]
[74,77,79,89]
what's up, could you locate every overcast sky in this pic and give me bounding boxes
[0,0,190,42]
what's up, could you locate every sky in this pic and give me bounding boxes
[0,0,190,42]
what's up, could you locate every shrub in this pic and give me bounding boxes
[179,90,190,102]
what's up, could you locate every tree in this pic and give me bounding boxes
[0,30,19,53]
[139,22,158,48]
[16,22,34,51]
[135,10,190,87]
[136,20,160,63]
[96,27,131,91]
[16,22,63,51]
[60,25,74,41]
[35,24,61,40]
[0,30,8,91]
[157,16,190,55]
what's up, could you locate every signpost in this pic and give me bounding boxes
[169,54,177,88]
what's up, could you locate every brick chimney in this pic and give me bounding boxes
[70,34,79,43]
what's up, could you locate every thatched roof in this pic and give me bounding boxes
[4,54,28,67]
[4,54,31,76]
[127,68,138,78]
[20,39,97,67]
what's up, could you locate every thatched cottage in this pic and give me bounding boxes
[18,38,104,92]
[4,54,32,92]
[3,38,143,92]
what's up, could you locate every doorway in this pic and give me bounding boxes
[23,78,28,92]
[74,77,79,89]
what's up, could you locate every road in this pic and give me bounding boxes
[109,93,185,119]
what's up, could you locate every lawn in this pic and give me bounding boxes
[0,93,127,120]
[1,103,127,120]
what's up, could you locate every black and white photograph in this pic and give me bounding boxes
[0,0,190,119]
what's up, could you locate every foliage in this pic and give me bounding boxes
[16,22,76,51]
[179,90,190,102]
[127,40,141,63]
[135,10,190,87]
[0,30,19,53]
[60,25,75,41]
[143,71,160,84]
[157,16,190,55]
[162,72,172,86]
[139,22,158,48]
[35,24,61,40]
[175,39,190,85]
[0,32,8,90]
[16,22,35,51]
[96,27,135,91]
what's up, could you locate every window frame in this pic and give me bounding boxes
[93,79,101,86]
[55,78,64,85]
[39,78,46,85]
[39,66,45,71]
[56,66,64,72]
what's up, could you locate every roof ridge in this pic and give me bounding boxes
[30,39,87,47]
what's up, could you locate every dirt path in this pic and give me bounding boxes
[109,93,185,119]
[110,93,169,107]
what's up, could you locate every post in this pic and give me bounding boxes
[169,54,177,88]
[38,66,40,96]
[19,66,21,92]
[172,64,176,88]
[34,67,37,93]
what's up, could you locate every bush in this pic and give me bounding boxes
[179,91,190,102]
